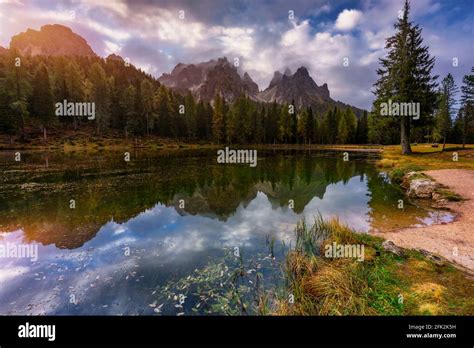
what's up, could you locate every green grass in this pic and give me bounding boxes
[388,164,424,183]
[278,217,474,315]
[434,188,463,202]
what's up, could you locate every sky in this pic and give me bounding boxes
[0,0,472,109]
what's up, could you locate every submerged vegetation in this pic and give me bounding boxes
[146,215,474,316]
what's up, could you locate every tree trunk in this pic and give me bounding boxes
[442,118,448,151]
[43,126,47,141]
[400,117,412,154]
[463,117,467,149]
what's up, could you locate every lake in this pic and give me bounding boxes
[0,149,453,315]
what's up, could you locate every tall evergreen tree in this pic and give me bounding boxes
[140,79,155,136]
[373,0,437,154]
[184,92,197,138]
[155,85,173,137]
[30,64,55,140]
[438,73,458,150]
[356,111,369,144]
[305,107,314,144]
[212,93,225,144]
[460,67,474,148]
[89,63,111,134]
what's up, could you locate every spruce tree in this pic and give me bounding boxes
[30,64,55,140]
[460,67,474,148]
[305,107,314,144]
[212,93,225,144]
[438,73,458,150]
[373,0,437,154]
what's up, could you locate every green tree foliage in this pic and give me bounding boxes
[212,93,225,144]
[89,63,111,134]
[460,67,474,147]
[29,63,55,140]
[0,39,469,147]
[437,73,458,150]
[373,0,438,154]
[356,111,369,144]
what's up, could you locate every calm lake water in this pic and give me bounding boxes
[0,149,453,315]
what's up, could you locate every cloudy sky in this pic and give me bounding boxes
[0,0,472,109]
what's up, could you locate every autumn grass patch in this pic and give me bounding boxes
[279,216,474,315]
[381,144,474,171]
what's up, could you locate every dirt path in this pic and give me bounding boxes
[376,169,474,271]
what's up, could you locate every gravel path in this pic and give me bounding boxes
[376,169,474,270]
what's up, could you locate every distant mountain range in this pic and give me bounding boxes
[3,24,365,115]
[160,58,364,116]
[158,57,260,102]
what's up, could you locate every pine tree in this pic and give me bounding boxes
[89,63,111,134]
[305,107,314,144]
[343,108,357,143]
[290,99,297,143]
[140,79,155,136]
[195,101,207,139]
[0,80,21,143]
[438,73,458,151]
[356,111,369,144]
[121,84,138,137]
[184,92,197,138]
[373,0,437,154]
[65,61,84,130]
[278,104,292,144]
[155,85,173,137]
[30,64,55,140]
[460,67,474,148]
[212,93,225,144]
[297,109,308,144]
[5,51,32,139]
[337,113,349,144]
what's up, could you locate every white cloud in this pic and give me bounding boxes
[104,40,121,55]
[335,9,363,31]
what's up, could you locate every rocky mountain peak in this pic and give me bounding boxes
[106,53,125,63]
[294,66,309,77]
[10,24,96,57]
[159,57,259,102]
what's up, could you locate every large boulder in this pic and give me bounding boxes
[407,178,440,199]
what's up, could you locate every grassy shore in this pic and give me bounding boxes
[0,132,384,152]
[277,217,474,315]
[378,144,474,171]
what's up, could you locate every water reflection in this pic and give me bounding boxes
[0,150,453,315]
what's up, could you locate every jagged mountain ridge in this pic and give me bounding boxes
[162,58,365,115]
[258,67,330,107]
[158,57,259,102]
[258,66,364,116]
